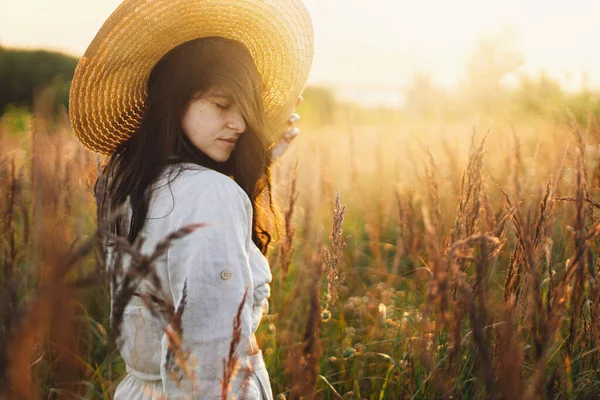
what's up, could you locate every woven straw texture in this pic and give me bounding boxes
[69,0,314,155]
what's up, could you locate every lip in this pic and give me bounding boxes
[219,139,237,148]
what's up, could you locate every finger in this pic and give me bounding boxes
[271,140,288,161]
[287,113,300,126]
[283,127,300,142]
[286,113,300,127]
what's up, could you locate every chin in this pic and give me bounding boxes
[210,152,231,163]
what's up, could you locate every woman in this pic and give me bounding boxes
[68,1,313,399]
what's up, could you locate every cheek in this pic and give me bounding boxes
[181,105,224,141]
[182,107,206,139]
[181,112,194,137]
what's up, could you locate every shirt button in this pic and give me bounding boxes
[220,270,231,280]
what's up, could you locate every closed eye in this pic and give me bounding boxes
[215,103,229,110]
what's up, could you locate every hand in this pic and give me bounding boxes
[271,95,303,161]
[249,334,260,355]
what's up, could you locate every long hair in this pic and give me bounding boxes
[96,37,279,255]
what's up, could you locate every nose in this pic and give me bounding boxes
[228,109,246,134]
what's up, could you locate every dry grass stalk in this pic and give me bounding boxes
[4,225,104,398]
[565,152,587,357]
[535,178,557,316]
[323,191,350,307]
[425,232,502,396]
[421,195,455,395]
[495,295,525,400]
[287,227,324,400]
[0,156,23,380]
[220,288,248,400]
[507,175,554,329]
[455,269,496,397]
[278,158,299,280]
[512,130,524,205]
[553,195,600,209]
[472,237,490,317]
[499,181,551,377]
[108,223,204,345]
[162,280,195,389]
[1,101,99,398]
[440,126,491,335]
[481,180,497,234]
[424,148,443,241]
[497,186,530,314]
[533,177,555,250]
[299,184,315,268]
[394,186,419,274]
[519,125,599,397]
[101,220,206,395]
[2,156,17,281]
[7,90,600,398]
[442,138,462,197]
[446,127,490,261]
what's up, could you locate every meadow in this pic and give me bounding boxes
[1,89,600,399]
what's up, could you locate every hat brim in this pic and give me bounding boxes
[69,0,314,155]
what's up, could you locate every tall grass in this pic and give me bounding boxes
[1,93,600,399]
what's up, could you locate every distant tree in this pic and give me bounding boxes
[462,28,524,112]
[0,46,78,116]
[404,73,448,119]
[514,72,600,123]
[514,72,564,116]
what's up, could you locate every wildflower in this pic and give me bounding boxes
[378,303,387,323]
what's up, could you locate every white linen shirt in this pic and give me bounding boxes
[107,163,272,399]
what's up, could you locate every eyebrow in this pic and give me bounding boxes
[211,94,232,100]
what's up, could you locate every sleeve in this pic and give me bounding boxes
[248,243,272,332]
[159,180,261,399]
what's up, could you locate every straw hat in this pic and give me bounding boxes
[69,0,314,155]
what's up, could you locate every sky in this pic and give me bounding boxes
[1,0,599,106]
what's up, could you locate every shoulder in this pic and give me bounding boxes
[160,165,252,225]
[176,167,249,203]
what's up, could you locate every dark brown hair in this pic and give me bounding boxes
[96,37,279,254]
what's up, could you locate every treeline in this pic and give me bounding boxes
[402,32,600,124]
[0,46,78,116]
[0,45,339,128]
[2,41,598,128]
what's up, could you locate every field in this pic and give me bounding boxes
[1,94,600,399]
